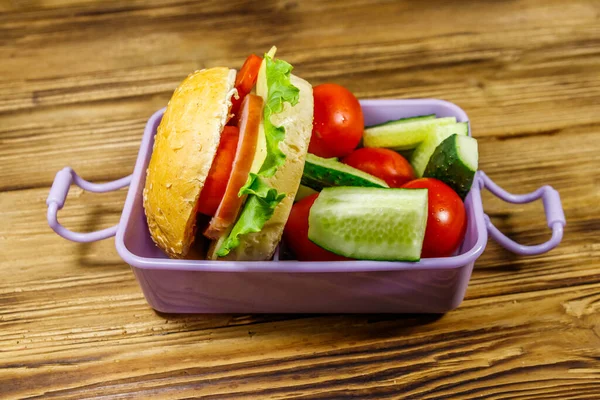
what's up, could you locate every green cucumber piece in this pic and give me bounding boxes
[294,184,318,202]
[308,187,428,261]
[410,122,469,177]
[424,134,478,199]
[366,114,436,129]
[302,153,389,191]
[363,117,456,150]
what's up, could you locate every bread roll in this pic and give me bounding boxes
[143,67,236,258]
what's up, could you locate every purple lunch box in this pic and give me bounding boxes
[46,99,566,314]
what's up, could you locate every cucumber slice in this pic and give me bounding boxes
[302,153,389,191]
[294,184,318,202]
[366,114,436,129]
[363,117,456,150]
[424,134,478,199]
[308,187,428,261]
[410,122,469,177]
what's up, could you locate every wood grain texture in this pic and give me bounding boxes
[1,0,599,398]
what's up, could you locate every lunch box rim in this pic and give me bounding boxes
[47,98,566,274]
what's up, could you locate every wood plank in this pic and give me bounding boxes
[1,0,598,107]
[2,15,599,117]
[0,0,599,191]
[0,0,183,13]
[0,99,160,192]
[1,282,598,399]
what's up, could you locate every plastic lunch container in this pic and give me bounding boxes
[46,99,566,314]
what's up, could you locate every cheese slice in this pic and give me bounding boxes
[249,46,277,174]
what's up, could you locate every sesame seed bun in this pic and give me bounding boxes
[143,67,236,258]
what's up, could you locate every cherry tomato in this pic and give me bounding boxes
[197,126,239,216]
[229,54,262,124]
[402,178,467,258]
[309,83,364,158]
[342,147,415,188]
[283,194,350,261]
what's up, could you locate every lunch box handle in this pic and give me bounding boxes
[46,167,132,243]
[478,171,565,255]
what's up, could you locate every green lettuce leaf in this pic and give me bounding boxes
[216,175,286,257]
[215,53,300,257]
[259,55,300,177]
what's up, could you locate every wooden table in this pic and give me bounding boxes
[2,0,599,398]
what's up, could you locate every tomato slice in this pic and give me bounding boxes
[204,94,264,239]
[229,54,262,125]
[236,54,262,94]
[197,126,239,216]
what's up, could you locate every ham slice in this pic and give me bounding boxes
[204,94,263,239]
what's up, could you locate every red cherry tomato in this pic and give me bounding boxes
[197,126,239,216]
[342,147,415,188]
[283,194,350,261]
[229,54,262,124]
[309,83,364,158]
[402,178,467,258]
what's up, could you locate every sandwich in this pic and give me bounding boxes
[143,47,314,261]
